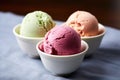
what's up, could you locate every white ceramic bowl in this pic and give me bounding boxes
[36,40,88,75]
[81,23,105,56]
[13,24,44,58]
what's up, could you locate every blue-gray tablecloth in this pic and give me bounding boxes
[0,12,120,80]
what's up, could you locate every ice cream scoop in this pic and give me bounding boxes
[39,25,81,55]
[66,11,99,37]
[36,25,89,75]
[20,11,55,37]
[65,11,105,56]
[13,11,55,58]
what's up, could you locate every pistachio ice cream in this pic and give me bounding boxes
[20,11,55,37]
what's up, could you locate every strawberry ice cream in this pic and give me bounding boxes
[66,11,99,37]
[39,25,81,55]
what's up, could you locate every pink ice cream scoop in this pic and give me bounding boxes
[66,11,99,37]
[39,25,81,55]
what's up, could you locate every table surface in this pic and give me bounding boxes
[0,12,120,80]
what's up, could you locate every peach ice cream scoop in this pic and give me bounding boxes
[66,11,99,37]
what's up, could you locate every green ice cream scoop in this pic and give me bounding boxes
[20,11,55,37]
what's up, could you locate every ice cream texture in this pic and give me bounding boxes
[20,11,55,37]
[39,25,81,55]
[66,11,99,37]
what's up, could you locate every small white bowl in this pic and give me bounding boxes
[81,23,105,56]
[13,24,44,58]
[36,40,88,75]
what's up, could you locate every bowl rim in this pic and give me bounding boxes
[13,24,44,40]
[36,40,89,58]
[81,23,106,39]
